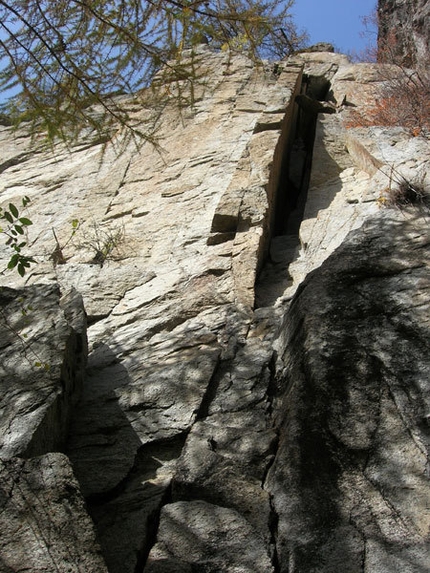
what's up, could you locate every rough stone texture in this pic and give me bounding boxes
[1,47,302,572]
[0,284,87,459]
[378,0,430,68]
[145,500,274,573]
[268,208,430,573]
[0,453,107,572]
[0,48,429,573]
[0,286,105,571]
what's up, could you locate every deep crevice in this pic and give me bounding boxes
[255,72,332,309]
[268,495,281,573]
[86,433,187,573]
[134,481,173,573]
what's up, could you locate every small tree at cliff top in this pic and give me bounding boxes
[0,0,306,142]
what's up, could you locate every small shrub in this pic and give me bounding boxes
[79,220,125,266]
[50,220,79,266]
[385,179,428,208]
[377,168,429,211]
[345,68,430,137]
[0,197,35,276]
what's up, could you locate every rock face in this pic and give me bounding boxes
[378,0,430,68]
[0,284,86,459]
[0,285,106,571]
[0,47,429,572]
[0,453,107,572]
[268,209,430,572]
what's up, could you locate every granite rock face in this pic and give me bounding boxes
[269,208,430,573]
[378,0,430,68]
[0,47,429,573]
[0,285,106,571]
[0,453,107,573]
[0,284,87,459]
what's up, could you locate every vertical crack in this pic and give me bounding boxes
[268,495,281,573]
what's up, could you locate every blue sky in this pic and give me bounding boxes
[291,0,377,56]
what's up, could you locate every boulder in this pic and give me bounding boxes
[0,284,87,459]
[268,208,430,573]
[144,500,274,573]
[0,453,107,572]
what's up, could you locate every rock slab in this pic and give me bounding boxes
[269,208,430,573]
[0,453,107,572]
[0,284,87,459]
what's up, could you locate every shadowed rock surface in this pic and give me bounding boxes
[0,453,107,572]
[268,209,430,573]
[378,0,430,68]
[0,284,86,459]
[0,286,106,571]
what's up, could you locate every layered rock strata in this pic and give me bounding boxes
[0,46,429,572]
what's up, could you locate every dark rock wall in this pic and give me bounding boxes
[0,453,107,572]
[0,286,107,572]
[0,285,87,458]
[268,209,430,572]
[377,0,430,68]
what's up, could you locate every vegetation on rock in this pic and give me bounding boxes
[347,6,430,137]
[0,197,35,276]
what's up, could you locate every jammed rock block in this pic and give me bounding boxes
[173,412,277,538]
[144,500,274,573]
[210,187,244,234]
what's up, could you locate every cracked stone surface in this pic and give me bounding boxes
[0,284,87,459]
[0,453,107,572]
[268,209,430,573]
[0,47,429,573]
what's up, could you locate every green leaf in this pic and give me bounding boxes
[9,203,19,218]
[4,211,13,224]
[72,218,79,229]
[7,254,19,269]
[17,263,25,277]
[22,196,31,207]
[19,217,32,226]
[14,225,24,235]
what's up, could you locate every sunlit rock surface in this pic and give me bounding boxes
[0,46,429,572]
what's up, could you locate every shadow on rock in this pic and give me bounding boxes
[267,209,430,572]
